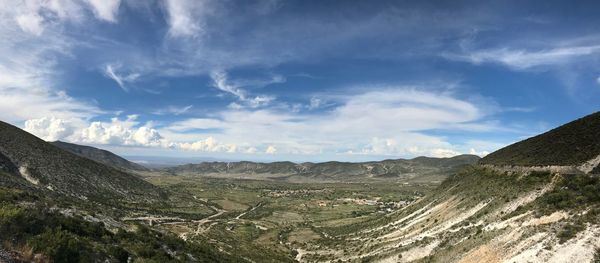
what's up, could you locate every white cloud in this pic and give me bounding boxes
[85,0,121,22]
[308,97,322,110]
[0,89,102,123]
[469,148,490,156]
[104,64,140,92]
[446,45,600,70]
[22,115,245,154]
[210,70,277,108]
[461,139,507,157]
[161,88,505,158]
[0,2,518,160]
[15,12,44,35]
[77,117,165,147]
[10,0,84,36]
[246,147,258,154]
[23,115,166,148]
[164,0,211,37]
[265,145,277,154]
[210,70,247,100]
[247,95,275,108]
[152,105,193,115]
[597,76,600,85]
[430,148,462,158]
[167,118,225,132]
[24,117,76,141]
[177,137,237,152]
[0,1,103,124]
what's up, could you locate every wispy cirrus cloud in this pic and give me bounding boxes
[152,105,193,116]
[160,87,510,158]
[210,70,279,108]
[3,1,578,161]
[104,64,140,92]
[0,1,104,123]
[444,44,600,70]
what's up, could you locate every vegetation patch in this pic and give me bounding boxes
[480,111,600,166]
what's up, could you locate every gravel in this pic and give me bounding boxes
[0,249,17,263]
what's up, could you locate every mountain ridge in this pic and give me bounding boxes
[0,121,163,202]
[51,140,149,172]
[163,154,480,180]
[480,111,600,172]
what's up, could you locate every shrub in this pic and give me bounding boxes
[556,223,585,244]
[28,228,94,263]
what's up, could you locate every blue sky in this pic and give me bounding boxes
[1,0,600,162]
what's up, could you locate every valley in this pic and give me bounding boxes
[145,177,433,262]
[2,112,600,262]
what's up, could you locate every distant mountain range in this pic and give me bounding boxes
[0,121,163,202]
[163,154,480,181]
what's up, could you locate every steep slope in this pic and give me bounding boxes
[480,111,600,169]
[164,155,480,181]
[51,141,149,172]
[298,167,600,263]
[292,112,600,262]
[0,121,163,202]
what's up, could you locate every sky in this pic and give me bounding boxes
[1,0,600,162]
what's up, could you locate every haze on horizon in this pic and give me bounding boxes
[1,0,600,162]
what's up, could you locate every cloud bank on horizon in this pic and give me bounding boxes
[1,0,600,162]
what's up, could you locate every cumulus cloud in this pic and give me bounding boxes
[25,115,165,148]
[24,117,76,141]
[177,137,237,152]
[469,148,490,156]
[22,115,248,155]
[265,145,277,154]
[76,116,165,147]
[86,0,121,22]
[430,148,462,158]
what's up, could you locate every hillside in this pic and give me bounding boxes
[51,141,149,172]
[291,166,600,262]
[163,154,480,181]
[480,111,600,168]
[290,111,600,262]
[0,121,163,202]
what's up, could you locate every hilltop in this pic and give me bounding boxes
[0,121,163,203]
[51,140,149,172]
[480,111,600,169]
